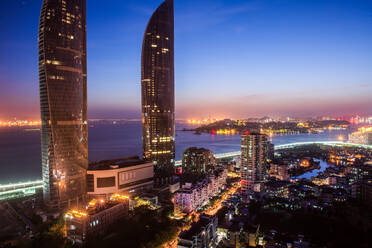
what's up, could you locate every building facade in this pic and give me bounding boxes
[174,168,227,214]
[241,133,268,193]
[86,157,154,199]
[38,0,88,209]
[269,163,289,181]
[182,147,216,174]
[65,194,129,244]
[141,0,175,178]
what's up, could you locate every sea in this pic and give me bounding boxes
[0,122,349,184]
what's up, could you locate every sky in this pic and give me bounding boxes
[0,0,371,120]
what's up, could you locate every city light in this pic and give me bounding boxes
[88,199,98,207]
[65,209,88,219]
[3,0,372,246]
[227,172,240,178]
[214,129,237,135]
[2,141,371,202]
[204,183,241,216]
[0,180,43,189]
[0,119,41,127]
[110,193,129,201]
[187,118,221,125]
[297,122,309,128]
[357,126,372,133]
[348,126,372,145]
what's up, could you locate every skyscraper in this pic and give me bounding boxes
[141,0,175,180]
[38,0,88,209]
[241,132,268,193]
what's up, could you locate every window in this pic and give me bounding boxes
[97,176,115,188]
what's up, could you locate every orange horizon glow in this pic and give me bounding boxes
[0,119,41,127]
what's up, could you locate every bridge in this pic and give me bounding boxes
[0,180,43,201]
[1,141,371,200]
[275,141,372,150]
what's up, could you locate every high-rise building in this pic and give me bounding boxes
[38,0,88,209]
[141,0,175,179]
[182,147,216,174]
[241,132,268,192]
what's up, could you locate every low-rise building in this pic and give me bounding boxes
[65,194,129,244]
[242,225,261,247]
[178,214,218,248]
[269,163,289,181]
[174,168,227,214]
[265,179,291,199]
[86,156,153,198]
[312,176,338,186]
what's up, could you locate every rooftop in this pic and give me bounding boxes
[179,215,215,240]
[65,193,129,219]
[88,156,149,170]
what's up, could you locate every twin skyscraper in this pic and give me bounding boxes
[38,0,175,209]
[141,0,175,181]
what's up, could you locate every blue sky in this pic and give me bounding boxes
[0,0,371,119]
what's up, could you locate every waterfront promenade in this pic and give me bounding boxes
[1,141,371,200]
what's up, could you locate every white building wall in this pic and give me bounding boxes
[87,162,153,197]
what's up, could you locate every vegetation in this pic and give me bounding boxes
[85,206,182,248]
[254,200,372,248]
[12,217,71,248]
[4,204,181,248]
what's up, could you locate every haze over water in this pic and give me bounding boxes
[0,122,349,184]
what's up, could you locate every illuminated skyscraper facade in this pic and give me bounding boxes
[241,133,268,193]
[38,0,88,209]
[141,0,175,178]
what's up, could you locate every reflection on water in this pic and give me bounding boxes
[0,122,349,184]
[296,159,332,180]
